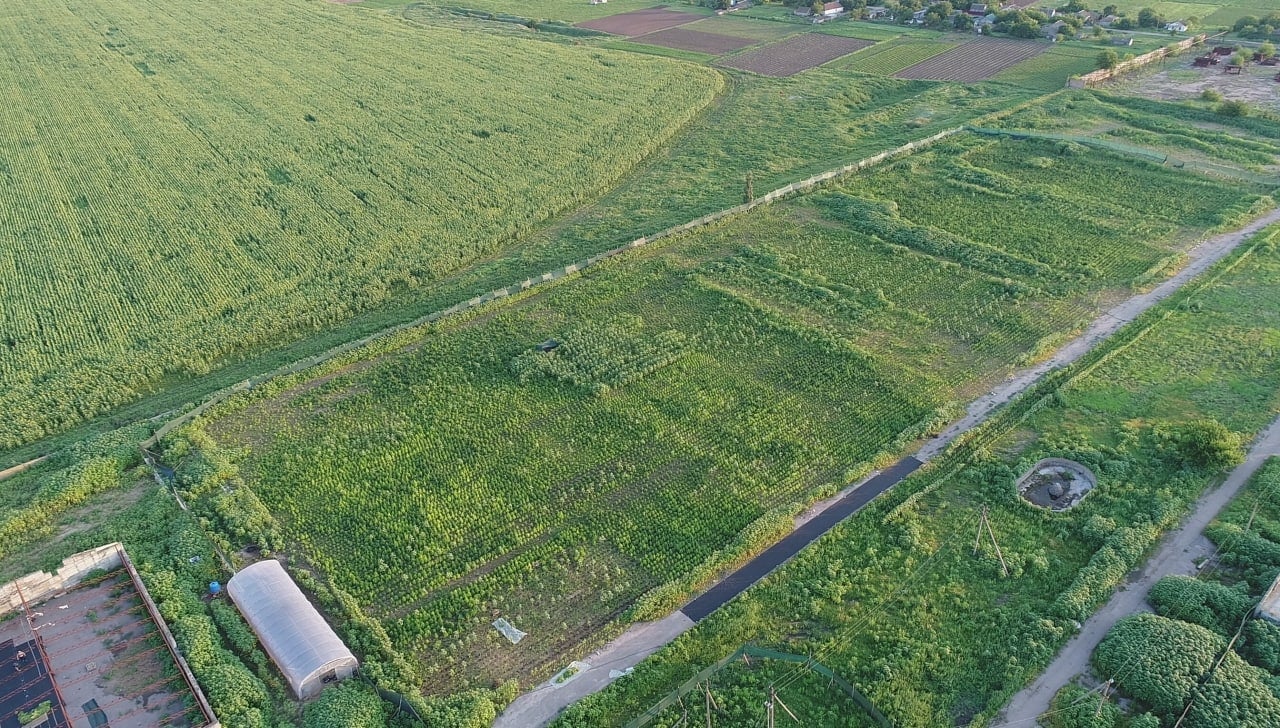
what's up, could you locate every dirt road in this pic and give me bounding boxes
[920,207,1280,461]
[995,416,1280,727]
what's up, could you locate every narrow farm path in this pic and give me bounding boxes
[918,206,1280,462]
[494,210,1280,728]
[995,415,1280,728]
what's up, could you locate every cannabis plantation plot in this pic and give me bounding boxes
[555,215,1280,728]
[0,0,719,450]
[176,133,1268,694]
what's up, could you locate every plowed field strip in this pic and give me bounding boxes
[894,38,1046,82]
[719,34,875,77]
[577,8,703,36]
[633,27,756,55]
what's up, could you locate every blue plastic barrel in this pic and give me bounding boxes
[209,581,221,595]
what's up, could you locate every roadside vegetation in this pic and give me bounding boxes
[167,124,1272,702]
[1049,459,1280,727]
[4,0,1280,725]
[554,220,1280,726]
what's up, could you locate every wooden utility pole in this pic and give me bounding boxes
[975,507,1010,577]
[766,686,798,727]
[703,681,718,728]
[1245,499,1261,533]
[1095,679,1113,718]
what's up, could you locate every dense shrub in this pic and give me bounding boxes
[1094,614,1223,715]
[1155,419,1244,470]
[1046,684,1120,728]
[1205,522,1280,592]
[1240,619,1280,673]
[1053,523,1159,621]
[303,683,388,728]
[1147,576,1253,636]
[1185,651,1280,727]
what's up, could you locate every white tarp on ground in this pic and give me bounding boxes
[492,617,527,644]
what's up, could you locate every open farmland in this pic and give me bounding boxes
[896,37,1048,81]
[558,216,1280,726]
[834,39,960,76]
[633,27,756,55]
[576,6,703,35]
[176,130,1272,694]
[719,34,875,76]
[0,0,721,452]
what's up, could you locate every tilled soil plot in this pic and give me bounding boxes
[895,38,1046,82]
[719,34,874,77]
[577,7,703,36]
[633,27,756,54]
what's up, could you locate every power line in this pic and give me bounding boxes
[767,508,980,696]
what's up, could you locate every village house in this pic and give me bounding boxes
[1097,13,1119,27]
[966,3,987,16]
[865,5,889,19]
[821,1,845,18]
[1075,9,1098,24]
[1042,19,1066,39]
[1165,20,1188,32]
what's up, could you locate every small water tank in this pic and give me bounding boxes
[210,581,222,596]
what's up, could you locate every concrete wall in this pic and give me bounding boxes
[0,542,122,615]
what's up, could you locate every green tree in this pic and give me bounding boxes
[925,1,954,28]
[1260,41,1277,58]
[1097,49,1120,68]
[1137,7,1162,27]
[1157,419,1245,469]
[1234,16,1260,33]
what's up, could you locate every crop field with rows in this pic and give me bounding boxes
[177,132,1271,694]
[834,39,961,76]
[0,0,719,451]
[555,215,1280,727]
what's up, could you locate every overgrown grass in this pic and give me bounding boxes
[554,224,1280,727]
[168,132,1270,697]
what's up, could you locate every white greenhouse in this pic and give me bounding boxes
[227,559,358,699]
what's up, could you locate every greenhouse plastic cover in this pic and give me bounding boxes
[227,559,357,696]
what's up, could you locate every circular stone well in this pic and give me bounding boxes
[1016,458,1097,511]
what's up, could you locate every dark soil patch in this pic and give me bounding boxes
[895,38,1045,82]
[719,34,874,77]
[577,7,703,37]
[633,27,756,55]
